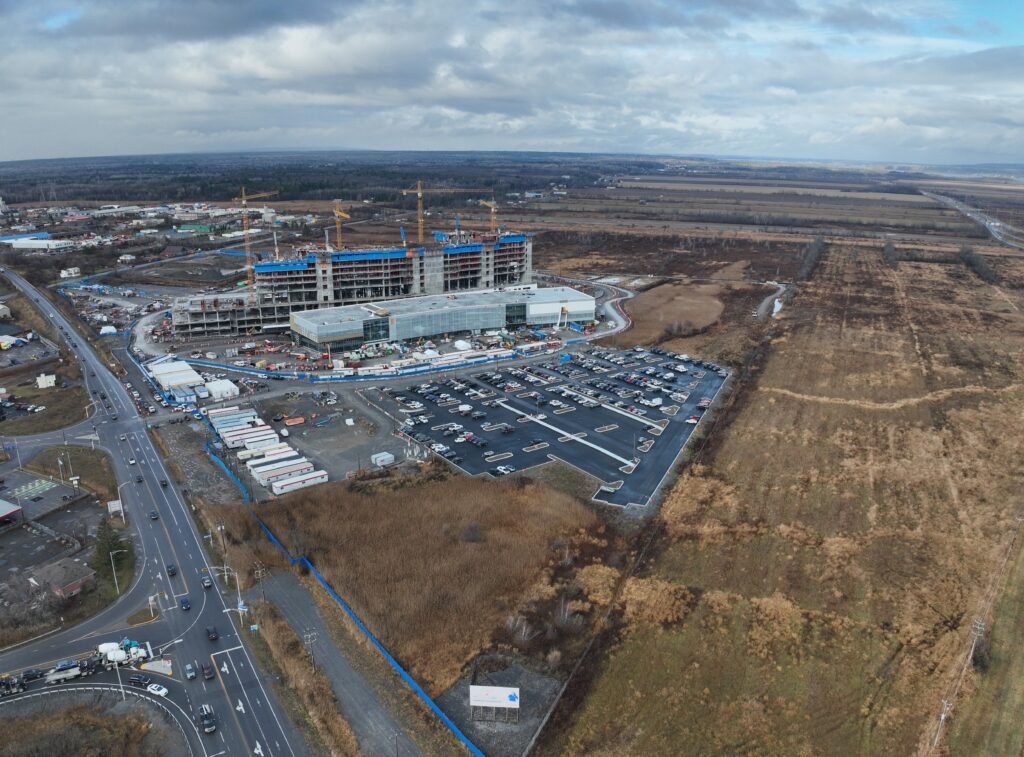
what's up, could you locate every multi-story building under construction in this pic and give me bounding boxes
[171,231,533,337]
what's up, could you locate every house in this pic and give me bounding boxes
[32,557,96,598]
[118,254,136,264]
[36,373,56,389]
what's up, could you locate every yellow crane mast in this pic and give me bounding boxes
[479,199,498,234]
[333,201,351,251]
[402,180,487,245]
[232,187,279,286]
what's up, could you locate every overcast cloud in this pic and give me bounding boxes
[1,0,1021,163]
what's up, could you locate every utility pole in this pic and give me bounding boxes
[253,561,269,603]
[303,629,318,670]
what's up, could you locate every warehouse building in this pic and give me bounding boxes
[171,231,533,338]
[147,357,203,391]
[290,286,595,349]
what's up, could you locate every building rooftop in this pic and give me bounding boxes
[32,557,96,591]
[292,286,593,329]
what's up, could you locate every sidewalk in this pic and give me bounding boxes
[248,570,422,757]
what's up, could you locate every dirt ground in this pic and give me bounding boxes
[153,421,241,505]
[549,245,1024,756]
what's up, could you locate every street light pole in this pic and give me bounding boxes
[109,548,127,596]
[116,481,131,524]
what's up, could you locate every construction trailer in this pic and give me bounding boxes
[271,470,329,495]
[254,460,314,486]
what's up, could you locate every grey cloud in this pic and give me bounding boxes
[0,0,1020,163]
[818,4,907,32]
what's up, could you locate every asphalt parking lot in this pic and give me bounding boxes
[377,346,729,509]
[0,470,83,520]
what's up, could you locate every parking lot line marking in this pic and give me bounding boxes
[497,401,633,466]
[594,424,618,433]
[484,452,513,462]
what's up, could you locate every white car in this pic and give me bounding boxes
[146,683,168,697]
[128,458,136,465]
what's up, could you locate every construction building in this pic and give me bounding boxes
[171,231,533,337]
[290,286,595,350]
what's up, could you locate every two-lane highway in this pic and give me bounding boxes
[0,271,307,757]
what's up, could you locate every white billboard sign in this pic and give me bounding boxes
[469,685,520,709]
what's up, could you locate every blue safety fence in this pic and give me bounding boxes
[203,440,250,503]
[182,349,554,385]
[252,516,485,757]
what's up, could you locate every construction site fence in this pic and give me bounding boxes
[252,515,485,757]
[184,349,554,384]
[202,440,250,504]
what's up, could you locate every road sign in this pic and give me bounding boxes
[469,685,520,709]
[250,624,259,632]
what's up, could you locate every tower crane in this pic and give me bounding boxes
[232,187,279,286]
[401,180,489,245]
[333,201,351,251]
[479,199,498,234]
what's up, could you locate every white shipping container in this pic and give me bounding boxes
[244,437,284,452]
[246,451,298,470]
[256,461,314,485]
[250,456,306,475]
[371,451,395,467]
[271,470,328,495]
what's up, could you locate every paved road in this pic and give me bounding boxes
[248,571,421,756]
[0,271,308,757]
[923,191,1024,251]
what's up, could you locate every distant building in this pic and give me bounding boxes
[118,254,136,264]
[59,267,81,279]
[11,238,75,251]
[291,286,595,350]
[32,557,96,599]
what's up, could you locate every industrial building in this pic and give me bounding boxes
[290,286,595,349]
[171,231,533,337]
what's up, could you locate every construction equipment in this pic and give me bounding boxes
[402,180,487,245]
[479,199,498,233]
[233,187,279,286]
[333,201,351,251]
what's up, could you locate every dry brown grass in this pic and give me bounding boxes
[1,702,164,756]
[555,245,1024,756]
[252,600,360,756]
[27,445,116,501]
[259,476,597,693]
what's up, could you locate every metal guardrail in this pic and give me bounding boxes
[0,683,197,757]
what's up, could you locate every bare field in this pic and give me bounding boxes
[259,475,600,693]
[551,246,1024,755]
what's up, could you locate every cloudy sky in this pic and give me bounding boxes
[1,0,1022,164]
